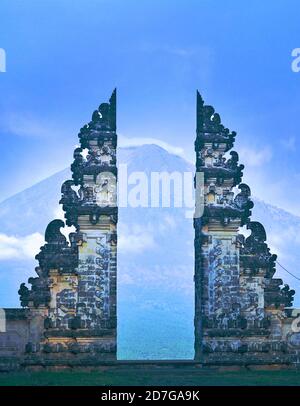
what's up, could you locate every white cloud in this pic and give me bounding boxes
[2,114,48,138]
[0,233,44,260]
[238,145,272,167]
[243,168,300,217]
[119,134,185,158]
[118,223,156,253]
[118,273,135,285]
[157,214,177,233]
[0,112,67,139]
[118,214,180,253]
[120,264,193,294]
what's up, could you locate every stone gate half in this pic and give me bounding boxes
[194,91,300,366]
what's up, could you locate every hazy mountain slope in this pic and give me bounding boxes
[0,168,70,235]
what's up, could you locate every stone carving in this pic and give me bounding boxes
[36,219,79,274]
[18,278,51,308]
[2,89,300,369]
[240,221,277,276]
[17,90,118,361]
[195,91,236,154]
[194,91,299,366]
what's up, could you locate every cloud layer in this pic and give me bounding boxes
[0,232,44,260]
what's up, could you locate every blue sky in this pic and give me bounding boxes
[0,0,300,215]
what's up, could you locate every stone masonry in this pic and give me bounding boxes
[194,91,300,366]
[1,90,300,369]
[15,89,118,364]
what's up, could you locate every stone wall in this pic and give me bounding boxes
[0,309,29,357]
